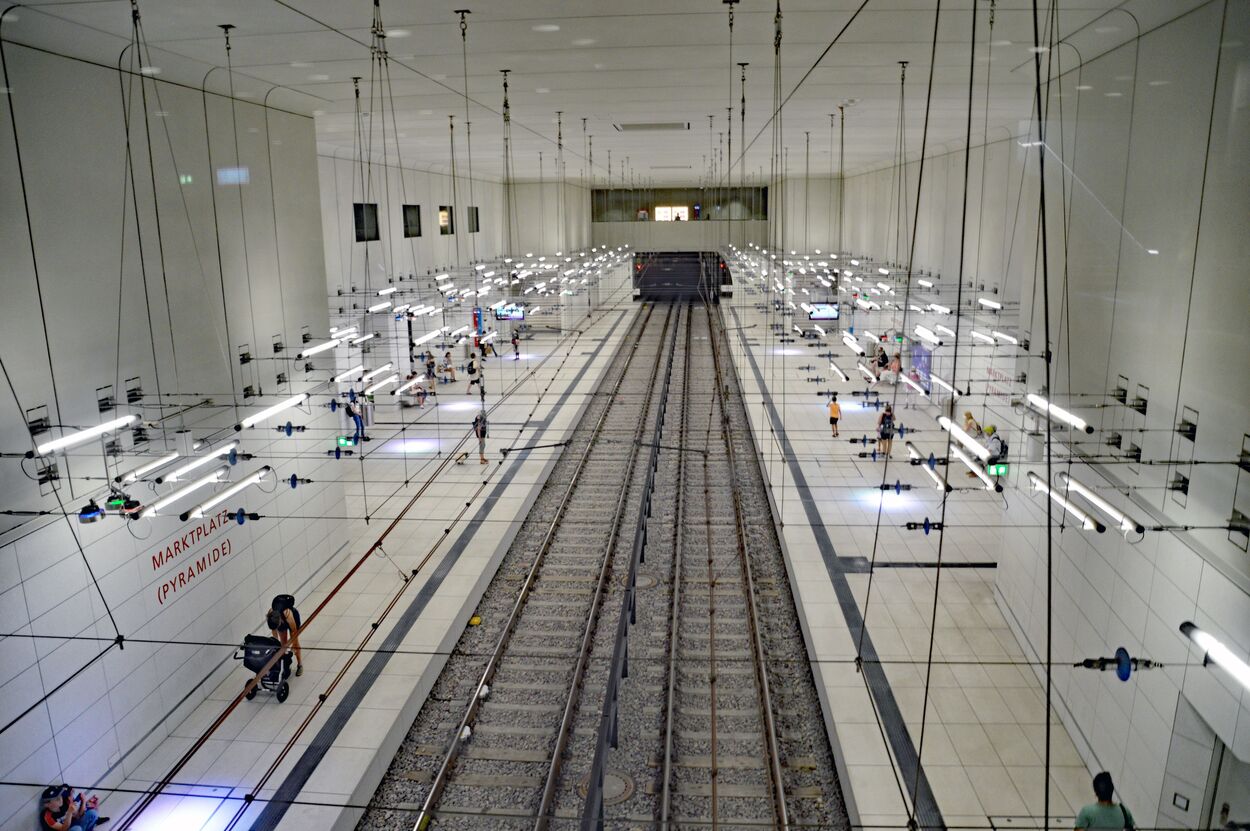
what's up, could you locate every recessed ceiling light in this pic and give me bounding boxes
[532,24,560,32]
[312,109,326,116]
[153,110,169,117]
[991,40,1012,47]
[419,108,433,115]
[1104,91,1122,97]
[290,61,312,68]
[1028,46,1049,53]
[140,65,161,75]
[594,63,606,70]
[309,73,329,81]
[1147,249,1159,255]
[1148,80,1170,86]
[1076,84,1093,90]
[572,37,596,46]
[535,87,550,93]
[388,28,411,38]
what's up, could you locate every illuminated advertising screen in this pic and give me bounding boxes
[807,303,840,320]
[494,304,525,321]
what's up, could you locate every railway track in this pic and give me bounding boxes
[360,298,848,830]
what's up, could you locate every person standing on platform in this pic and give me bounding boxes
[828,393,841,438]
[1074,772,1134,831]
[512,331,520,360]
[473,411,488,465]
[877,403,896,458]
[466,353,482,395]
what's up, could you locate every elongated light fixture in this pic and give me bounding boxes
[971,330,996,344]
[364,373,399,396]
[830,362,849,383]
[414,327,448,347]
[930,374,960,398]
[333,365,365,383]
[1180,622,1250,692]
[937,415,991,461]
[900,374,928,397]
[1026,471,1104,531]
[878,267,890,276]
[928,303,951,315]
[842,334,865,356]
[992,330,1018,344]
[813,324,826,337]
[951,445,1000,491]
[978,297,1002,310]
[236,393,309,430]
[377,286,397,296]
[449,325,469,338]
[481,331,498,343]
[368,301,392,313]
[857,361,877,382]
[117,451,179,484]
[530,306,541,314]
[1056,472,1144,534]
[1026,393,1093,433]
[850,259,860,266]
[917,278,934,288]
[360,363,394,383]
[393,374,427,396]
[906,441,950,491]
[934,324,956,338]
[140,465,229,519]
[297,339,339,359]
[914,325,943,347]
[180,465,273,521]
[31,414,139,457]
[158,442,238,483]
[351,333,377,345]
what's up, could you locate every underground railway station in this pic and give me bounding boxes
[0,1,1247,829]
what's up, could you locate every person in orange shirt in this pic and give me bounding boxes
[828,393,841,437]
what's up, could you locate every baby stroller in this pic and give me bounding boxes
[235,634,291,703]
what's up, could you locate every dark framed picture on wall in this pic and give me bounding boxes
[468,206,480,233]
[353,202,380,242]
[403,204,422,238]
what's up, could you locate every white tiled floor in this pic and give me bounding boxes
[103,292,639,831]
[722,284,1093,829]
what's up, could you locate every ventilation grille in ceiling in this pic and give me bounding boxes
[614,121,690,132]
[650,165,692,170]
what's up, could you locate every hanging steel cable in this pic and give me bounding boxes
[500,69,516,258]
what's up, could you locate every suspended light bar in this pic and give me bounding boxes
[297,339,339,359]
[857,361,877,382]
[934,324,957,338]
[928,303,951,315]
[842,335,866,356]
[117,451,179,484]
[992,330,1018,345]
[140,465,229,519]
[377,286,398,296]
[530,306,541,314]
[850,259,860,266]
[159,442,238,482]
[449,325,469,339]
[236,393,309,430]
[351,333,377,345]
[31,414,138,457]
[368,301,393,313]
[393,304,411,314]
[930,374,960,398]
[1027,471,1104,531]
[1180,622,1250,692]
[937,415,991,461]
[971,330,996,344]
[360,363,394,383]
[180,465,273,522]
[909,304,925,314]
[978,297,1003,310]
[913,325,943,347]
[813,325,826,337]
[364,373,399,396]
[329,325,356,336]
[413,327,448,347]
[830,362,849,383]
[906,441,950,491]
[855,298,878,311]
[333,365,365,383]
[1026,393,1093,433]
[951,445,1000,492]
[900,374,928,397]
[1056,472,1145,534]
[878,267,890,276]
[490,300,507,310]
[862,330,878,342]
[393,374,427,396]
[917,278,934,288]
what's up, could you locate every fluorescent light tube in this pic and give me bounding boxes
[934,324,956,338]
[992,330,1018,344]
[878,267,890,276]
[140,465,229,519]
[32,414,138,457]
[830,362,849,383]
[377,286,397,295]
[914,325,942,347]
[917,279,933,288]
[334,365,365,383]
[842,334,865,356]
[449,325,469,338]
[117,451,179,483]
[857,361,876,382]
[978,297,1002,310]
[930,374,959,398]
[1026,393,1093,433]
[928,303,951,315]
[952,445,999,491]
[360,363,394,383]
[351,333,377,345]
[368,301,392,313]
[906,441,950,491]
[1180,622,1250,692]
[971,330,996,344]
[850,259,860,266]
[529,306,541,314]
[813,325,826,337]
[180,465,273,521]
[937,415,991,461]
[1056,472,1144,534]
[298,339,339,358]
[236,393,309,430]
[364,373,399,395]
[900,374,928,397]
[393,374,427,396]
[159,442,238,482]
[1027,471,1104,531]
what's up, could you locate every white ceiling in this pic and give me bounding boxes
[6,0,1196,184]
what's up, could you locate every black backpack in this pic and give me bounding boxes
[272,594,301,629]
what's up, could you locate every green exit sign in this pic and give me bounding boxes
[987,463,1009,476]
[179,173,193,185]
[337,435,357,447]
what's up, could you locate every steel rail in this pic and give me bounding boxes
[411,303,665,831]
